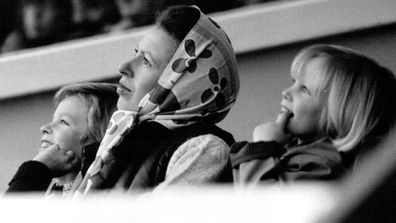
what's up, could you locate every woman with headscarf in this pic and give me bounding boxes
[76,5,239,194]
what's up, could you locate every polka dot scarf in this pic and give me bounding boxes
[75,6,239,196]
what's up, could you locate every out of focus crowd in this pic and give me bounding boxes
[0,0,278,54]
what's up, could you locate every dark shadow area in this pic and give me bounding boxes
[0,0,287,55]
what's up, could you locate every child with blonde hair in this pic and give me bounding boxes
[231,44,396,185]
[6,82,118,195]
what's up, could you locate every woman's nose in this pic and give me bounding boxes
[118,60,134,78]
[40,123,52,134]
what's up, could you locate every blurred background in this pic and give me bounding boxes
[0,0,282,54]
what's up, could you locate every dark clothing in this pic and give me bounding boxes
[5,143,99,194]
[230,138,345,185]
[90,121,235,191]
[6,161,52,193]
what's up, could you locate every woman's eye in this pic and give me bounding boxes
[143,58,151,66]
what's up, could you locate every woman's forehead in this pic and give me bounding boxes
[139,27,179,65]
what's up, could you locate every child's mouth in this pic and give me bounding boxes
[281,107,294,118]
[281,107,294,134]
[41,140,53,149]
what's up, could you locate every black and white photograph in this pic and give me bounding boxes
[1,0,395,222]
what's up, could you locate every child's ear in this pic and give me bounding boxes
[80,134,96,146]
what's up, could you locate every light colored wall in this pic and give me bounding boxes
[0,94,54,191]
[1,0,396,192]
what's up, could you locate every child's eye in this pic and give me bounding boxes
[301,86,310,94]
[60,119,69,125]
[134,48,138,55]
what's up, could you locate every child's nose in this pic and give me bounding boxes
[282,89,292,101]
[40,123,52,134]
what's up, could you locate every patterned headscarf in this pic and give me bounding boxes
[75,6,239,196]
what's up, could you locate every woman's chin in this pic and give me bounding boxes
[117,98,128,110]
[117,98,137,111]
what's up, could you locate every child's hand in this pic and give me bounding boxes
[253,110,293,145]
[33,144,80,177]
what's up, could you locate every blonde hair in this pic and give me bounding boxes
[292,44,396,152]
[54,82,118,144]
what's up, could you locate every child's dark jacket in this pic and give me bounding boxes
[230,138,344,185]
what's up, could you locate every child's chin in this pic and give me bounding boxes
[284,120,294,133]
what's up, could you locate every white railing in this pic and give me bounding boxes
[1,0,396,100]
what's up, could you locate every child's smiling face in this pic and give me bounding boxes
[40,96,89,159]
[281,57,326,142]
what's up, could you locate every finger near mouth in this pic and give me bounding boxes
[281,106,294,116]
[281,107,288,114]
